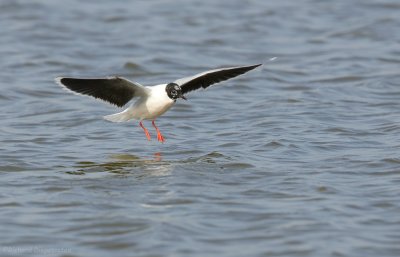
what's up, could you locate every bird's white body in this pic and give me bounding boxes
[103,84,175,122]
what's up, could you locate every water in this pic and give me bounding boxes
[1,0,400,256]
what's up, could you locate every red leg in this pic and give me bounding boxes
[152,120,165,143]
[139,121,151,141]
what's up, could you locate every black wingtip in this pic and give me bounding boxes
[55,77,64,84]
[55,77,74,90]
[240,63,263,72]
[55,77,69,88]
[55,77,74,88]
[251,63,263,69]
[233,63,263,74]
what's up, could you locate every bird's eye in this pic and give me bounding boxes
[172,90,177,95]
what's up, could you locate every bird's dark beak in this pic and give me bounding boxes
[180,95,187,100]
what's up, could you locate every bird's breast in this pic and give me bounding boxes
[148,100,174,118]
[141,94,174,119]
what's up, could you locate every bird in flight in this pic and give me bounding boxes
[56,63,261,143]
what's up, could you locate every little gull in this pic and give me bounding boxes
[56,64,261,143]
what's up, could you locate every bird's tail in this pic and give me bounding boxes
[103,110,132,122]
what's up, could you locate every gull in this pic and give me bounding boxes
[56,63,261,143]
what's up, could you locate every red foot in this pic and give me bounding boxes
[152,120,166,143]
[157,131,165,143]
[139,121,151,141]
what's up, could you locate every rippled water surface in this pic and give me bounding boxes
[1,0,400,256]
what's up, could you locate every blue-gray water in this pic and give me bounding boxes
[1,0,400,256]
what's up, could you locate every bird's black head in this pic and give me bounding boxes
[166,83,186,100]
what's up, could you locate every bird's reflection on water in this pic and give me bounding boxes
[67,152,172,176]
[66,151,237,177]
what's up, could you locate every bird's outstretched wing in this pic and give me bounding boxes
[56,76,149,107]
[174,64,262,95]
